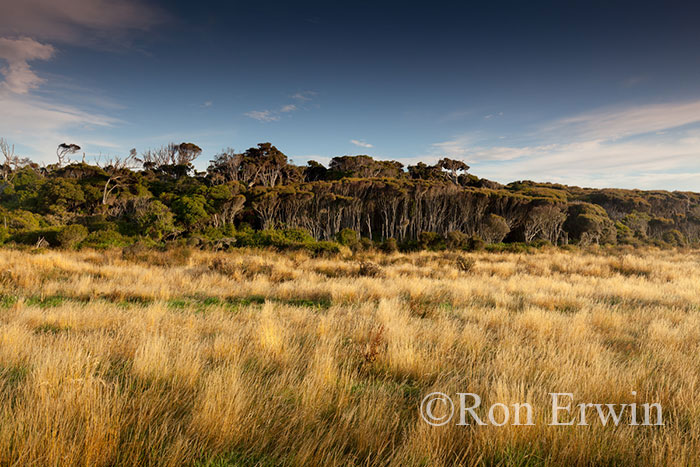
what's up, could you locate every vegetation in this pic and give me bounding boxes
[0,247,697,465]
[1,137,700,253]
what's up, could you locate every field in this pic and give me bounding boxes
[0,246,698,466]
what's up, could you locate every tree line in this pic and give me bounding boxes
[1,137,699,252]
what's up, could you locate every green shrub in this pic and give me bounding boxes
[310,241,342,256]
[662,229,686,247]
[57,224,88,249]
[485,242,530,253]
[446,231,468,249]
[418,231,446,250]
[336,228,359,246]
[9,228,61,247]
[359,237,373,251]
[465,235,485,251]
[381,237,398,253]
[81,230,131,249]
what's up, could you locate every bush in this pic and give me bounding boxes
[381,237,398,253]
[359,237,374,251]
[564,203,616,245]
[481,214,510,243]
[233,227,340,255]
[418,231,446,250]
[662,229,686,247]
[310,241,342,256]
[57,224,88,249]
[81,230,131,249]
[10,228,61,247]
[336,228,359,246]
[446,231,468,249]
[465,235,485,251]
[485,242,530,253]
[0,226,8,245]
[135,200,176,239]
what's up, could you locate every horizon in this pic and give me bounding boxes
[2,1,700,191]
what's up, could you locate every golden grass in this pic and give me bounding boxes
[0,246,698,465]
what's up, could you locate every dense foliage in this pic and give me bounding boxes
[1,138,699,251]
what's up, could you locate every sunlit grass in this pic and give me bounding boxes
[0,246,698,465]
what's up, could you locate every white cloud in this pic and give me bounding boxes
[544,99,700,141]
[350,139,373,148]
[0,37,55,94]
[244,110,280,122]
[0,90,119,162]
[245,100,308,122]
[291,91,317,101]
[202,100,213,107]
[431,100,700,190]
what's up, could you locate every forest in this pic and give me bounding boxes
[1,138,699,253]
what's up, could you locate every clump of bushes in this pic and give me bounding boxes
[465,235,485,251]
[57,224,88,249]
[418,231,446,250]
[381,237,398,253]
[234,227,341,255]
[81,230,131,249]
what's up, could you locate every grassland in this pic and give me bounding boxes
[0,246,698,466]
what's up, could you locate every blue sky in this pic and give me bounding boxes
[1,0,700,190]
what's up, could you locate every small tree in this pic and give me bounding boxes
[98,149,138,206]
[437,158,470,184]
[57,224,88,249]
[524,205,567,244]
[56,143,81,167]
[1,138,31,182]
[481,214,510,243]
[134,200,176,239]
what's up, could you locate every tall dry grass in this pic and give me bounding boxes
[0,246,698,465]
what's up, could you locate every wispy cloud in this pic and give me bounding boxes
[543,99,700,141]
[0,0,165,46]
[244,110,280,122]
[484,112,503,120]
[0,37,55,94]
[431,99,700,190]
[0,87,120,161]
[202,100,213,108]
[246,94,316,122]
[291,91,317,101]
[350,139,373,148]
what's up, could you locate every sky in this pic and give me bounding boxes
[1,0,700,190]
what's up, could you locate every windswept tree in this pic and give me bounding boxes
[0,138,31,182]
[407,162,445,181]
[56,143,81,167]
[304,160,327,181]
[524,204,567,243]
[437,158,470,184]
[98,149,138,206]
[208,149,243,184]
[138,142,202,170]
[329,155,404,179]
[240,143,289,187]
[480,213,510,243]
